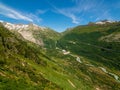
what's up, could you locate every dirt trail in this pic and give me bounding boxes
[67,79,76,88]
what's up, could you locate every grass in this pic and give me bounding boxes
[0,22,120,90]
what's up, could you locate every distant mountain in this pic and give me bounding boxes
[88,20,118,25]
[58,21,120,69]
[57,21,120,89]
[95,20,116,25]
[0,24,61,89]
[0,20,120,90]
[0,21,60,48]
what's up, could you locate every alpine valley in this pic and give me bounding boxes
[0,20,120,90]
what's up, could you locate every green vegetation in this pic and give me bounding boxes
[33,27,61,48]
[58,22,120,70]
[0,22,120,90]
[0,24,61,90]
[57,22,120,89]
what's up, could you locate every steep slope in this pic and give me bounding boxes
[0,23,61,90]
[0,23,96,90]
[0,21,60,48]
[56,22,120,89]
[0,21,120,90]
[58,22,120,69]
[0,22,101,90]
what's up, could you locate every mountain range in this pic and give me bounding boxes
[0,20,120,90]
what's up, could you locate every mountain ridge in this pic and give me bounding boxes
[0,21,61,47]
[0,20,120,90]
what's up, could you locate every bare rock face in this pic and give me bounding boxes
[99,33,120,42]
[18,29,44,46]
[0,21,45,46]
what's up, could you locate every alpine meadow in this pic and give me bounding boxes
[0,0,120,90]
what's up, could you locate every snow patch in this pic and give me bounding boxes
[3,22,29,30]
[95,20,115,25]
[0,21,46,31]
[76,57,82,63]
[62,50,70,55]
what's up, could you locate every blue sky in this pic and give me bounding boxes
[0,0,120,32]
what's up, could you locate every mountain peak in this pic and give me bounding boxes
[28,23,38,27]
[0,20,46,31]
[95,20,116,25]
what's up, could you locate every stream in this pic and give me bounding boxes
[99,67,120,82]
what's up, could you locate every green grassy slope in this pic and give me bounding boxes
[56,22,120,89]
[0,24,96,90]
[0,22,120,90]
[32,27,61,48]
[58,22,120,70]
[0,24,61,90]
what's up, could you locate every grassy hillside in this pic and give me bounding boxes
[0,24,95,90]
[58,22,120,70]
[0,23,61,90]
[56,22,120,89]
[0,22,120,90]
[32,27,61,48]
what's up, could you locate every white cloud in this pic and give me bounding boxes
[36,9,47,15]
[54,7,79,24]
[0,3,42,23]
[95,10,113,21]
[71,15,79,24]
[50,0,111,24]
[0,3,33,22]
[52,6,80,24]
[28,14,42,23]
[50,0,99,24]
[46,1,80,24]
